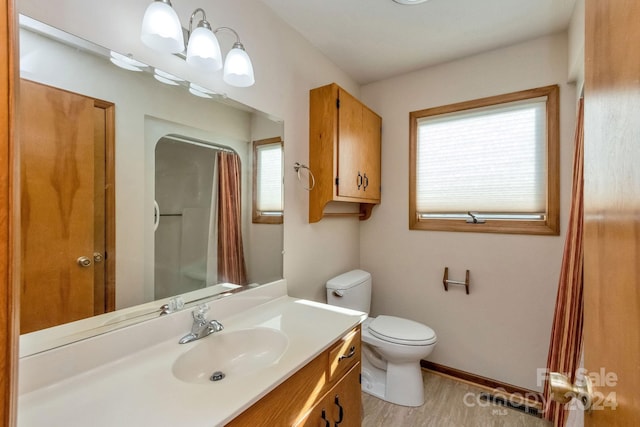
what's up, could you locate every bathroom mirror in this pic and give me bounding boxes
[18,15,284,355]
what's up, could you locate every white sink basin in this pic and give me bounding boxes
[172,327,288,384]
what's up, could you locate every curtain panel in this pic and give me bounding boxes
[217,151,247,285]
[543,99,584,425]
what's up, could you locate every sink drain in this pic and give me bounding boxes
[210,371,226,382]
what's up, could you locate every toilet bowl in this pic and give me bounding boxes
[326,270,437,407]
[361,316,436,406]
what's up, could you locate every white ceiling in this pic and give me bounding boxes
[259,0,577,84]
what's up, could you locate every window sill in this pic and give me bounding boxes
[409,218,559,236]
[252,214,283,225]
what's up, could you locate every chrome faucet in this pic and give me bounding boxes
[179,304,224,344]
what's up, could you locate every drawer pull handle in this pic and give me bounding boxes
[334,395,344,425]
[338,346,356,361]
[357,172,363,189]
[321,409,330,427]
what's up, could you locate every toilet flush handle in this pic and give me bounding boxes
[332,290,344,297]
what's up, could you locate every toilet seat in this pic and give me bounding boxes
[368,315,437,346]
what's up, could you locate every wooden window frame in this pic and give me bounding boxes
[409,85,560,235]
[252,137,284,224]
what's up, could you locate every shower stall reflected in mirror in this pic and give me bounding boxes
[154,135,247,300]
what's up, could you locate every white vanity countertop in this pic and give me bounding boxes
[18,293,366,427]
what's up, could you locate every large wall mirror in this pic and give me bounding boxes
[18,15,284,356]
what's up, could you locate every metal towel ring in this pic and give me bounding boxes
[293,162,315,191]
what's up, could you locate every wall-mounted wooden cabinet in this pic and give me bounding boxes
[309,83,381,223]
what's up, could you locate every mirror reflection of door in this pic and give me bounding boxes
[19,79,115,334]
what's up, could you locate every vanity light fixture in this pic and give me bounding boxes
[141,0,255,87]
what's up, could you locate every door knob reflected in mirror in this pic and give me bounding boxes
[76,256,92,267]
[549,372,593,410]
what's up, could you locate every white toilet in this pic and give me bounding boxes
[326,269,437,407]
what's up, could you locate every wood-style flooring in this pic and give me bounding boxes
[362,371,552,427]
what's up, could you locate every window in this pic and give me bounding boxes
[253,137,284,224]
[409,85,559,235]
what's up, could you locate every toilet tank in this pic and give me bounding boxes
[326,269,372,314]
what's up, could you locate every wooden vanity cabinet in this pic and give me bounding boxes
[226,326,361,426]
[296,364,361,427]
[309,83,381,223]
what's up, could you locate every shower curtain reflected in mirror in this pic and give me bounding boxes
[154,136,246,300]
[217,151,248,285]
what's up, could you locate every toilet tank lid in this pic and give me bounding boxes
[326,269,371,290]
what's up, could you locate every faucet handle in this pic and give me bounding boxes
[209,319,224,333]
[192,303,210,321]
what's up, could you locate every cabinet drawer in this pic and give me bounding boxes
[328,326,361,383]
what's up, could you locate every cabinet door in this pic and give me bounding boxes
[296,363,361,427]
[361,107,381,201]
[337,89,364,199]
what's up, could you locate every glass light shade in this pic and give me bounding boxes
[189,82,216,95]
[154,74,180,85]
[140,1,185,54]
[110,51,147,72]
[223,47,255,87]
[188,87,212,98]
[186,26,223,71]
[110,51,148,69]
[154,69,184,83]
[110,57,144,72]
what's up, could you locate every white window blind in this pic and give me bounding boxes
[416,97,547,216]
[256,142,283,213]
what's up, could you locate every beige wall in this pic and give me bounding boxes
[568,0,585,90]
[360,33,576,392]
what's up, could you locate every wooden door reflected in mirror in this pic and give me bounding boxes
[19,79,115,334]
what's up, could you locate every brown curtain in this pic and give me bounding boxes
[543,99,584,425]
[217,151,247,285]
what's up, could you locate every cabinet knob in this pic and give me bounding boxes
[357,172,363,189]
[363,173,369,191]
